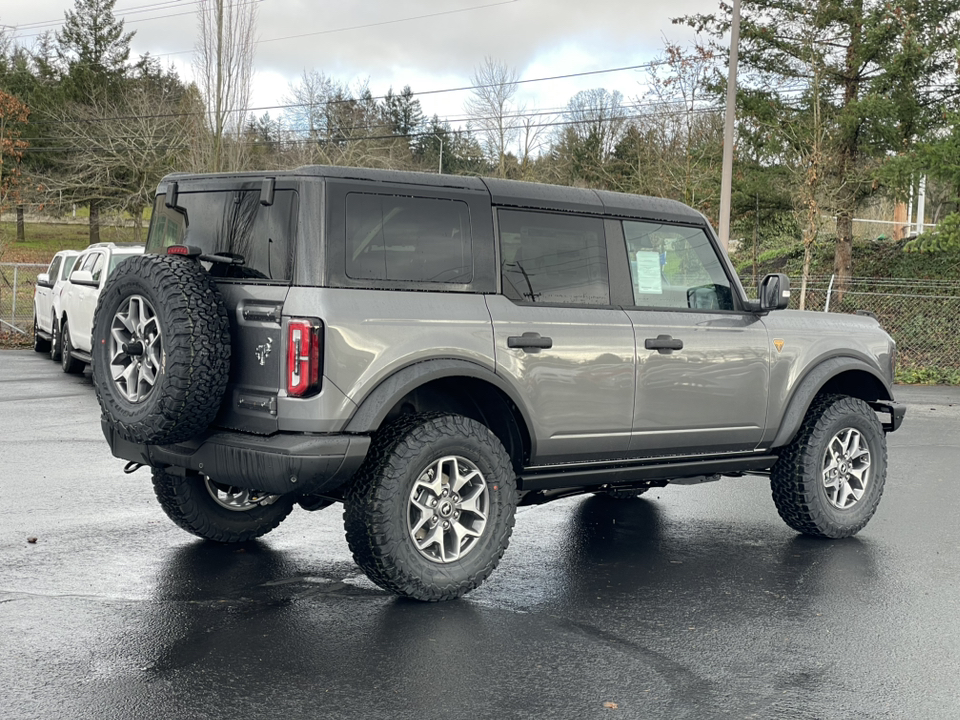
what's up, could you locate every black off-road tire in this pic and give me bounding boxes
[770,394,887,539]
[60,320,84,374]
[344,413,518,602]
[91,254,230,446]
[33,316,51,353]
[49,314,62,361]
[152,468,294,542]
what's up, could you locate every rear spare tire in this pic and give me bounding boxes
[92,254,231,445]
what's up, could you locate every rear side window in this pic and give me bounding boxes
[499,209,609,305]
[345,194,473,283]
[147,189,298,282]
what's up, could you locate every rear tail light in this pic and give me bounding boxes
[287,319,323,398]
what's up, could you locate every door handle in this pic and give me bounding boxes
[644,334,684,354]
[507,332,553,353]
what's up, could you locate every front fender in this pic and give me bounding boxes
[768,356,893,449]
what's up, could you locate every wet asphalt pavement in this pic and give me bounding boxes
[1,349,959,720]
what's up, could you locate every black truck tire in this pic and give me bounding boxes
[91,254,230,446]
[344,413,518,602]
[49,314,62,361]
[771,394,887,538]
[33,316,51,353]
[60,320,84,374]
[152,468,294,542]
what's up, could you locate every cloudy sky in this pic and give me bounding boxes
[1,0,723,123]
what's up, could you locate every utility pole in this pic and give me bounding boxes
[433,134,444,174]
[718,0,741,251]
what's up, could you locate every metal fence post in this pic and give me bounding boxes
[824,274,835,313]
[11,265,17,329]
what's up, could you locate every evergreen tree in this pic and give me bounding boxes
[55,0,134,101]
[383,85,424,139]
[678,0,960,288]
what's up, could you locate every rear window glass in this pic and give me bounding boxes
[345,193,473,284]
[146,189,298,282]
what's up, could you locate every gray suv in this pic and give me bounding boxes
[91,166,904,601]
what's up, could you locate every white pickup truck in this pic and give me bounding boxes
[33,250,80,359]
[59,242,143,373]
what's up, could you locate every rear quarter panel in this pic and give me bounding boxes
[278,287,496,433]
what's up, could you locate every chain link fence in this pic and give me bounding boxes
[744,274,960,383]
[0,263,46,335]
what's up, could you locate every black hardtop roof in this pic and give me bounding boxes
[159,165,704,224]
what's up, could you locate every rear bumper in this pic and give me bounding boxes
[102,420,370,495]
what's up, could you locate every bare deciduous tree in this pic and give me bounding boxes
[465,57,520,178]
[41,71,195,241]
[192,0,257,172]
[563,88,628,161]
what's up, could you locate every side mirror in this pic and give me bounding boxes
[36,273,51,288]
[759,273,791,311]
[70,269,98,287]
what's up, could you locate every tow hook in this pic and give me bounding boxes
[123,461,145,474]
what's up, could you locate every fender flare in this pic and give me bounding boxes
[344,358,535,439]
[770,356,892,448]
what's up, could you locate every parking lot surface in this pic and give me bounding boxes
[2,349,958,719]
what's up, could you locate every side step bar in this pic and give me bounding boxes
[519,454,779,492]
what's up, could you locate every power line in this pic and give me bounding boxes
[24,59,675,129]
[11,0,199,32]
[7,0,520,47]
[20,103,729,153]
[23,96,724,143]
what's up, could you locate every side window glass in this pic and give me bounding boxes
[499,209,609,305]
[623,221,733,311]
[345,194,473,283]
[79,253,97,272]
[90,254,106,283]
[62,256,79,280]
[48,257,62,281]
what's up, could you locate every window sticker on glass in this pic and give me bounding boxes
[633,250,663,295]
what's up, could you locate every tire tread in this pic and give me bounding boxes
[771,394,887,538]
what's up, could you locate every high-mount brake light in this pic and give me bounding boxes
[166,245,201,257]
[287,319,323,398]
